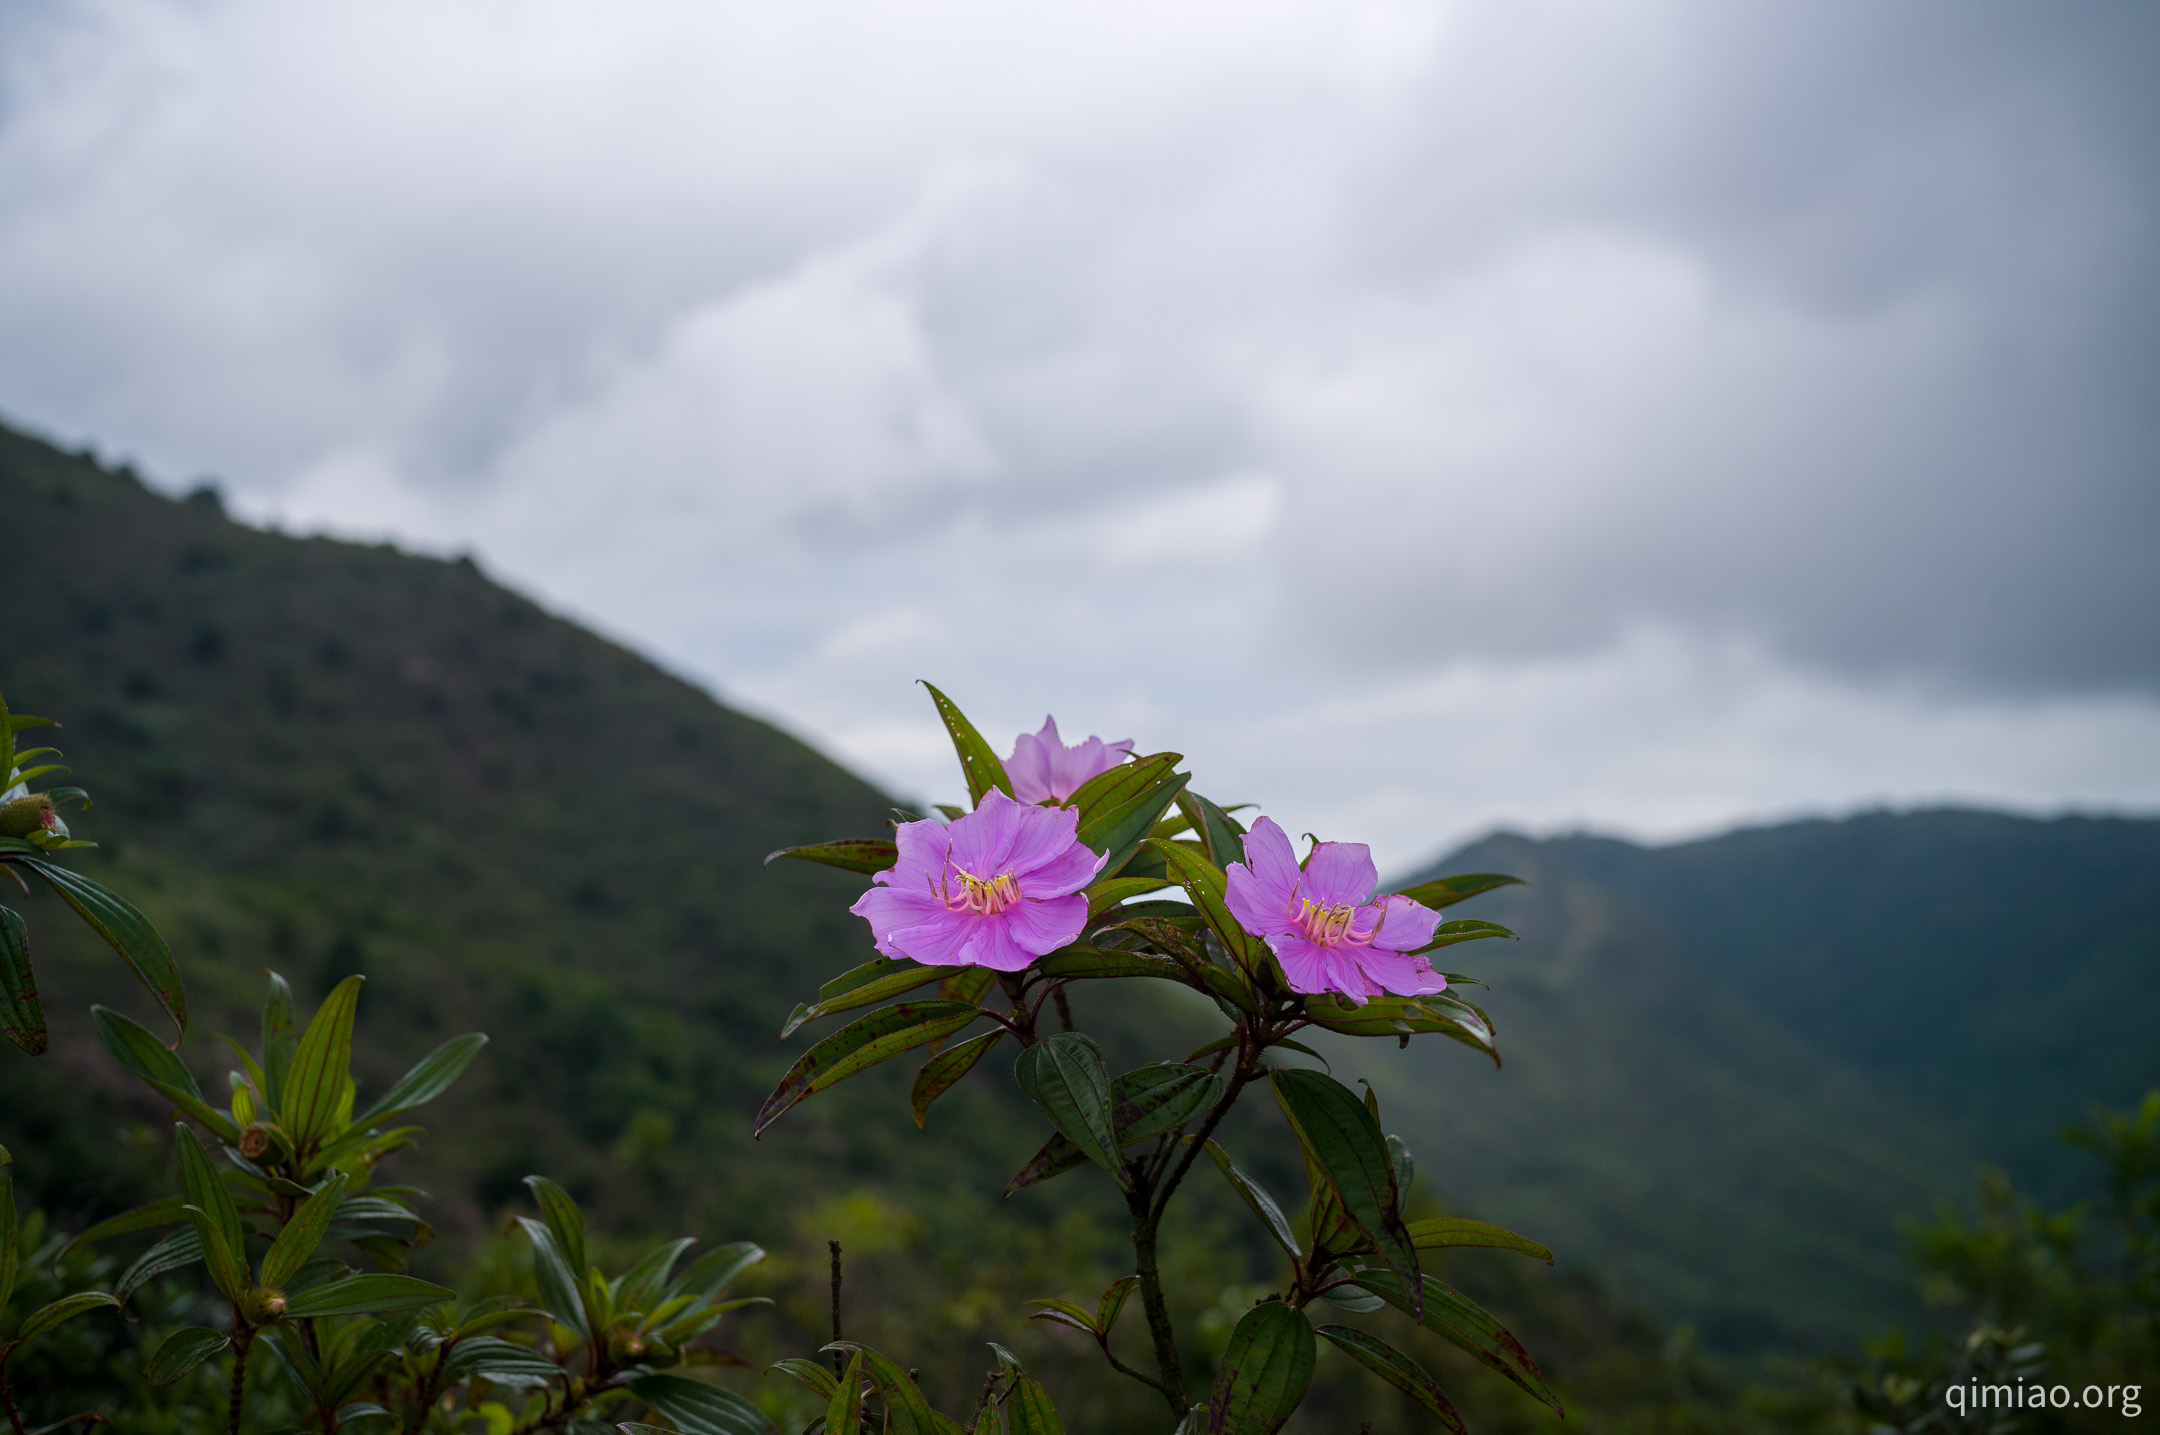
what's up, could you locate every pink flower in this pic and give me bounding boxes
[1223,817,1446,1005]
[1004,716,1135,805]
[850,790,1107,971]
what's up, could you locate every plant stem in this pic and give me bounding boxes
[1,1348,28,1435]
[1126,1186,1186,1420]
[828,1239,845,1376]
[227,1327,254,1435]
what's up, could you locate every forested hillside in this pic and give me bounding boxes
[3,418,2154,1412]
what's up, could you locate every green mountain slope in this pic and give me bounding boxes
[4,415,2153,1399]
[1384,815,2160,1353]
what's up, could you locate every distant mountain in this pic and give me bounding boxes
[3,416,2153,1387]
[1381,812,2160,1352]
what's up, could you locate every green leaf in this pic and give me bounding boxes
[15,856,186,1041]
[144,1325,231,1387]
[280,975,364,1148]
[182,1205,249,1303]
[939,966,999,1006]
[1095,1274,1139,1334]
[1076,758,1190,877]
[261,971,297,1112]
[1007,1062,1225,1194]
[626,1372,778,1435]
[1313,1326,1466,1433]
[616,1235,697,1310]
[1083,875,1175,919]
[514,1217,589,1336]
[281,1273,455,1318]
[825,1343,937,1435]
[1205,1300,1314,1435]
[1067,751,1181,829]
[755,1001,983,1135]
[351,1032,487,1127]
[1354,1269,1562,1414]
[664,1241,766,1304]
[1412,919,1518,953]
[827,1348,866,1435]
[763,839,899,876]
[1145,839,1264,972]
[1270,1069,1420,1317]
[174,1125,249,1280]
[767,1357,840,1398]
[17,1290,119,1342]
[784,960,964,1038]
[0,905,44,1056]
[0,1166,15,1312]
[260,1171,348,1290]
[522,1176,587,1288]
[1392,873,1524,910]
[1200,1141,1301,1259]
[1033,945,1196,988]
[89,1006,239,1140]
[1300,994,1499,1067]
[116,1227,203,1308]
[1175,792,1248,871]
[1013,1033,1126,1192]
[440,1336,563,1389]
[1006,1377,1067,1435]
[1024,1297,1099,1335]
[1407,1217,1553,1263]
[911,1029,1004,1128]
[921,683,1013,806]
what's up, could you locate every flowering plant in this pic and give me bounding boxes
[765,684,1557,1431]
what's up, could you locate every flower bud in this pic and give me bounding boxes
[606,1329,647,1364]
[0,794,56,839]
[238,1124,273,1160]
[243,1287,288,1323]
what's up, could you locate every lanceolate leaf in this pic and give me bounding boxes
[921,683,1014,806]
[16,856,186,1042]
[824,1343,937,1435]
[1392,873,1524,910]
[1013,1033,1126,1191]
[1412,919,1519,953]
[282,1273,455,1319]
[0,905,45,1055]
[1300,994,1500,1067]
[514,1217,589,1336]
[1354,1269,1563,1414]
[183,1206,248,1303]
[1313,1326,1466,1434]
[260,1171,348,1290]
[764,839,900,876]
[352,1032,488,1127]
[1083,875,1176,918]
[280,975,364,1147]
[18,1290,120,1341]
[1076,758,1189,877]
[522,1176,588,1281]
[1200,1141,1301,1259]
[89,1006,239,1139]
[145,1326,230,1387]
[784,961,965,1038]
[1145,839,1264,972]
[1407,1217,1553,1263]
[768,1357,840,1399]
[616,1236,697,1309]
[1007,1063,1225,1194]
[828,1349,866,1435]
[117,1227,203,1308]
[1006,1377,1067,1435]
[173,1126,248,1277]
[261,972,298,1112]
[1033,945,1195,988]
[911,1029,1004,1128]
[665,1240,766,1304]
[1206,1300,1315,1435]
[939,966,999,1006]
[1270,1068,1421,1318]
[1175,791,1248,872]
[756,1002,983,1135]
[627,1372,779,1435]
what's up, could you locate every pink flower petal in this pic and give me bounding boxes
[1302,840,1379,909]
[1004,892,1091,956]
[1362,893,1441,953]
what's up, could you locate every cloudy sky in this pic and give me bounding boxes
[3,0,2155,871]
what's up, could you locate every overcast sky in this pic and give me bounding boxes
[3,0,2155,871]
